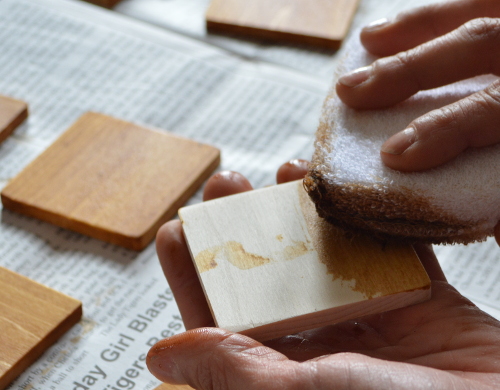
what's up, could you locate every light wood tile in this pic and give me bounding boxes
[180,180,431,341]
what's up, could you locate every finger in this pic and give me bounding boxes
[147,328,294,389]
[276,159,309,184]
[360,0,500,56]
[413,244,447,282]
[156,220,214,329]
[495,222,500,246]
[203,171,252,201]
[337,18,500,109]
[379,80,500,171]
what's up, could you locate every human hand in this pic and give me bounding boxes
[147,160,500,390]
[335,0,500,244]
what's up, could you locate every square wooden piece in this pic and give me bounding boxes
[179,180,431,341]
[0,266,82,390]
[1,112,220,250]
[0,95,28,145]
[206,0,361,49]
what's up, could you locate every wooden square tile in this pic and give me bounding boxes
[0,95,28,145]
[206,0,361,49]
[1,112,220,250]
[0,267,82,390]
[179,180,431,341]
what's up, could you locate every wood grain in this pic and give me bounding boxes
[0,95,28,145]
[1,112,220,250]
[155,384,195,390]
[206,0,361,49]
[0,266,82,390]
[179,180,431,341]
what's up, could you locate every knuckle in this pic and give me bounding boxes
[459,18,500,43]
[390,50,424,90]
[483,81,500,106]
[466,85,500,118]
[414,105,460,134]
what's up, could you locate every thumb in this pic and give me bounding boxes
[146,328,296,390]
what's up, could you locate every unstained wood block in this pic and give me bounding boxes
[205,0,361,49]
[0,95,28,145]
[0,266,82,390]
[1,112,220,250]
[179,180,431,341]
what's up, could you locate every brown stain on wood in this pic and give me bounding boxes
[195,242,271,272]
[283,240,312,261]
[224,241,271,269]
[195,248,220,273]
[297,181,429,299]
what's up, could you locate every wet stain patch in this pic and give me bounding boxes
[195,241,271,272]
[224,241,271,269]
[195,247,220,273]
[297,183,383,299]
[283,240,312,261]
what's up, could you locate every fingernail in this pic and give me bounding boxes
[338,66,372,88]
[364,18,391,31]
[381,128,417,155]
[147,347,185,384]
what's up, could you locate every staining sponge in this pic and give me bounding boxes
[304,39,500,244]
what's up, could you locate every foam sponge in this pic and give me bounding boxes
[304,38,500,244]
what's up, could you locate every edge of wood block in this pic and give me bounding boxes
[240,286,431,341]
[154,384,195,390]
[2,304,82,389]
[0,267,82,389]
[206,21,342,50]
[0,101,28,145]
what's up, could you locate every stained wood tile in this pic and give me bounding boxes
[206,0,361,49]
[1,112,220,250]
[155,384,194,390]
[0,267,82,390]
[0,95,28,145]
[179,180,431,341]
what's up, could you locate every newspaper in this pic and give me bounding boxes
[1,0,499,389]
